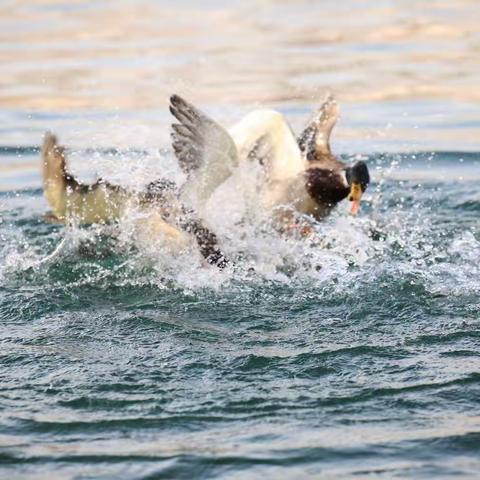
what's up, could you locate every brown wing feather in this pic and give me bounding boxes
[297,95,339,161]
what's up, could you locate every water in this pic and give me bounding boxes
[1,147,479,478]
[1,1,480,479]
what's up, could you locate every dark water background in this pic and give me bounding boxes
[1,1,480,479]
[1,147,479,479]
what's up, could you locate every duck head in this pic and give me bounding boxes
[345,161,370,215]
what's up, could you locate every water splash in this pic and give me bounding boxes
[1,149,476,303]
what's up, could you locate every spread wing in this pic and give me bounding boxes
[297,94,339,161]
[229,109,305,182]
[170,94,238,207]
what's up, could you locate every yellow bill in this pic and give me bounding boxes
[348,182,362,215]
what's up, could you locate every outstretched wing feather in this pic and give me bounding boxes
[297,94,339,161]
[169,94,238,205]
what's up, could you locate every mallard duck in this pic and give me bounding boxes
[169,95,370,229]
[40,133,227,267]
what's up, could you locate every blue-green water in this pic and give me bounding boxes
[0,145,479,478]
[1,0,480,476]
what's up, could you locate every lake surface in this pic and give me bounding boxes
[1,1,479,479]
